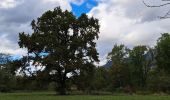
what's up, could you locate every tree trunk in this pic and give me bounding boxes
[58,79,66,95]
[56,72,67,95]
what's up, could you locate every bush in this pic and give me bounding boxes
[148,71,170,94]
[48,82,56,91]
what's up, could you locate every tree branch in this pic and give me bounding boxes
[143,0,170,7]
[143,0,170,19]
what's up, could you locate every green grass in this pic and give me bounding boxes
[0,92,170,100]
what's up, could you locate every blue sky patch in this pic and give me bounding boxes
[71,0,98,17]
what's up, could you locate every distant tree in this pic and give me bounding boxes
[92,67,111,91]
[18,7,100,95]
[107,44,130,91]
[72,63,95,93]
[0,53,16,92]
[156,33,170,74]
[147,68,170,93]
[107,44,128,65]
[129,45,152,88]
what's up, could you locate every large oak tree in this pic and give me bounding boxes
[18,7,100,95]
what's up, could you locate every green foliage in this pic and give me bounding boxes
[0,53,16,92]
[92,67,111,91]
[18,7,100,95]
[107,44,128,64]
[147,69,170,93]
[106,44,155,92]
[0,68,16,92]
[129,46,151,88]
[156,33,170,74]
[107,44,130,91]
[71,63,96,93]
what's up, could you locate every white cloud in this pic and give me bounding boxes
[69,0,86,5]
[0,0,23,9]
[0,34,27,55]
[0,0,71,55]
[88,0,170,65]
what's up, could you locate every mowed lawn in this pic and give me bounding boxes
[0,92,170,100]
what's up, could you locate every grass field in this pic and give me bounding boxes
[0,92,170,100]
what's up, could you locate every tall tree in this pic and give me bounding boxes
[0,53,16,92]
[107,44,130,90]
[92,67,111,91]
[156,33,170,74]
[18,7,100,95]
[129,45,151,88]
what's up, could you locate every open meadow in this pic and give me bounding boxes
[0,92,170,100]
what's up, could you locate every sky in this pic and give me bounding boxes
[0,0,170,65]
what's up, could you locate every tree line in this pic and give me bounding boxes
[0,7,170,95]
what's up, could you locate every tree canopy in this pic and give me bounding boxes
[18,7,100,95]
[156,33,170,74]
